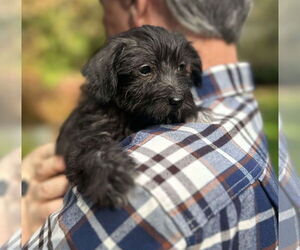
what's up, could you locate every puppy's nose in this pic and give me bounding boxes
[169,96,183,107]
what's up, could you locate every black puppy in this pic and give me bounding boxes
[56,25,202,207]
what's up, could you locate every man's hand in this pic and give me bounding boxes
[22,143,68,245]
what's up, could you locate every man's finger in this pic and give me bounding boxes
[34,175,69,201]
[31,143,55,160]
[35,156,65,181]
[22,144,56,179]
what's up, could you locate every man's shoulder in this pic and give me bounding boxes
[116,83,277,238]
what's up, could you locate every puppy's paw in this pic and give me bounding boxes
[94,148,136,208]
[68,144,136,208]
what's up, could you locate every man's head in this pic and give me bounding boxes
[165,0,252,43]
[100,0,252,43]
[82,25,201,124]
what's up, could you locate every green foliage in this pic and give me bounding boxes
[241,0,278,171]
[239,0,278,84]
[279,0,300,83]
[255,87,278,173]
[23,0,106,87]
[280,87,300,175]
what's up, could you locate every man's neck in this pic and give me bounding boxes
[186,36,238,71]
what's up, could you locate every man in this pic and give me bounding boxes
[22,0,278,249]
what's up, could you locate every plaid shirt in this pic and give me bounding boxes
[22,63,279,250]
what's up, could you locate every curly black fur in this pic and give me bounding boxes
[56,25,202,208]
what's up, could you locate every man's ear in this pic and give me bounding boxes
[130,0,149,27]
[81,41,125,104]
[191,62,203,87]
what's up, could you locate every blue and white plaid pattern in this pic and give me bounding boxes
[23,63,279,250]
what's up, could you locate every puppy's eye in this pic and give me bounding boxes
[139,65,152,75]
[178,62,186,72]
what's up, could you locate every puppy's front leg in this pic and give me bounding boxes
[57,111,136,208]
[70,136,135,207]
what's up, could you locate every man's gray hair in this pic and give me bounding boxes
[166,0,253,43]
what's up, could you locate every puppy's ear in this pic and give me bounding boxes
[187,43,203,87]
[81,41,125,104]
[191,62,203,87]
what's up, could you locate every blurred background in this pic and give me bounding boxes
[0,0,21,245]
[0,0,21,157]
[22,0,278,170]
[279,0,300,175]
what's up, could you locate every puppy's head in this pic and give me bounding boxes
[82,25,202,124]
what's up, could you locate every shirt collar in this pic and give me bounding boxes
[192,62,254,104]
